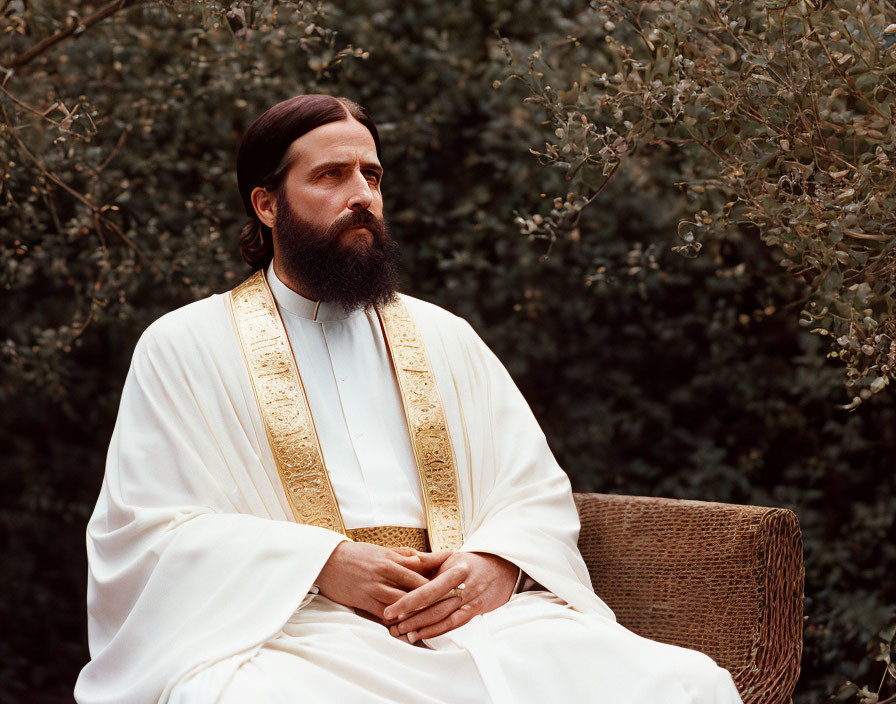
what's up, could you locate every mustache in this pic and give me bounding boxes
[324,210,386,240]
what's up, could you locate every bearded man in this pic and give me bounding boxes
[74,95,744,704]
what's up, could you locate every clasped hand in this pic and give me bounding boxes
[315,541,518,644]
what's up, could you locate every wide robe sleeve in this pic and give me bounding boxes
[421,311,614,620]
[74,298,346,704]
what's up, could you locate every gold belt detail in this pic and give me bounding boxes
[347,526,428,551]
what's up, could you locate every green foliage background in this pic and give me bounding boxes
[1,2,893,702]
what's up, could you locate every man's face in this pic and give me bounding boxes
[268,117,401,311]
[274,116,384,250]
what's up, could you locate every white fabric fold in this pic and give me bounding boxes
[75,296,348,703]
[403,303,613,618]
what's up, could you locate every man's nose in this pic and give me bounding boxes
[347,170,373,211]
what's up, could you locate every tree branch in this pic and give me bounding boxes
[6,0,145,70]
[0,101,158,274]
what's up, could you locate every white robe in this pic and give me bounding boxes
[75,264,743,704]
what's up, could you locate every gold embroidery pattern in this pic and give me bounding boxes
[378,301,464,551]
[229,270,346,534]
[347,526,429,551]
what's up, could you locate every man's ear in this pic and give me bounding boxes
[250,187,276,229]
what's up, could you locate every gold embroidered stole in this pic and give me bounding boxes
[228,270,463,551]
[377,302,464,551]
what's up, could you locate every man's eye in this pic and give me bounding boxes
[364,171,381,184]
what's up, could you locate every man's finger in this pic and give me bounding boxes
[396,596,460,635]
[414,549,454,572]
[383,563,469,621]
[388,625,412,643]
[390,547,418,558]
[408,605,476,643]
[393,549,453,577]
[383,561,429,591]
[392,552,429,575]
[372,583,411,605]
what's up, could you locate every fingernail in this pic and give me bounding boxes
[408,631,417,644]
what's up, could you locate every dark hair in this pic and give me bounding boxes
[236,95,381,270]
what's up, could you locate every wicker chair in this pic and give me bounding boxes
[574,493,803,704]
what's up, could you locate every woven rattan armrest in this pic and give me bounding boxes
[573,492,803,704]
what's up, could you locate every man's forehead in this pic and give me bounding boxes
[281,118,379,171]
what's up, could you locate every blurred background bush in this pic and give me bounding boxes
[1,1,894,702]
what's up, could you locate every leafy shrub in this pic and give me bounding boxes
[509,0,896,408]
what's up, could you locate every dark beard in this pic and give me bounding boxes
[273,193,402,313]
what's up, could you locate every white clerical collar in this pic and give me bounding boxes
[266,261,352,322]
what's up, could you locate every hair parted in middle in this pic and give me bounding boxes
[235,94,380,270]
